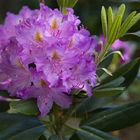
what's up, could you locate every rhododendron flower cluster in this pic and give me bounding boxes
[0,4,97,116]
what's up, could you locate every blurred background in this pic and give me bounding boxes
[0,0,140,140]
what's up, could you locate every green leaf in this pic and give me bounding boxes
[98,52,113,68]
[118,11,137,37]
[123,31,140,38]
[96,77,125,89]
[120,31,140,41]
[81,101,140,132]
[99,51,123,68]
[98,68,112,76]
[108,7,114,33]
[0,113,46,140]
[97,51,124,77]
[119,0,140,2]
[101,58,140,87]
[57,0,78,13]
[122,58,140,87]
[101,6,108,38]
[0,90,9,97]
[125,13,140,33]
[94,87,125,97]
[108,4,125,44]
[71,126,119,140]
[76,96,116,115]
[9,99,39,116]
[67,0,78,7]
[70,134,81,140]
[49,135,61,140]
[108,15,122,44]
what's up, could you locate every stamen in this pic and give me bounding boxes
[52,51,61,60]
[34,32,42,42]
[51,18,58,30]
[40,79,47,87]
[68,37,74,48]
[16,59,25,69]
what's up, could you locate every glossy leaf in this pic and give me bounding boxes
[108,7,114,32]
[98,51,123,69]
[0,113,46,140]
[76,96,116,115]
[71,126,119,140]
[96,77,125,89]
[94,87,125,97]
[101,6,108,38]
[98,68,112,76]
[118,11,137,37]
[9,99,39,116]
[81,101,140,132]
[49,135,61,140]
[57,0,78,12]
[126,13,140,32]
[124,31,140,38]
[108,4,125,44]
[101,58,140,87]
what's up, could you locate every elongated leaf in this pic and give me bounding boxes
[81,101,140,132]
[108,7,114,32]
[67,0,78,7]
[126,13,140,33]
[9,99,39,116]
[96,77,125,89]
[108,4,125,44]
[57,0,62,6]
[119,0,140,2]
[120,31,140,41]
[76,96,117,115]
[49,135,61,140]
[97,68,112,76]
[122,58,140,87]
[99,51,123,68]
[118,11,137,37]
[94,87,125,97]
[116,4,126,17]
[70,126,119,140]
[98,52,114,68]
[98,51,124,77]
[123,31,140,38]
[57,0,78,12]
[0,113,46,140]
[101,58,140,87]
[70,134,81,140]
[101,6,108,38]
[108,15,122,44]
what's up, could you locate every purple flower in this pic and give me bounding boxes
[96,35,132,63]
[112,39,132,63]
[95,35,104,52]
[0,4,97,116]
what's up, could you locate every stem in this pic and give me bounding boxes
[97,43,111,65]
[51,107,64,139]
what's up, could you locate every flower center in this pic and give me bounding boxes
[51,18,58,30]
[52,51,61,60]
[34,32,43,42]
[40,79,47,87]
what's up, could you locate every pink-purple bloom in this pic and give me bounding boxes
[96,35,132,63]
[0,4,96,116]
[112,39,132,63]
